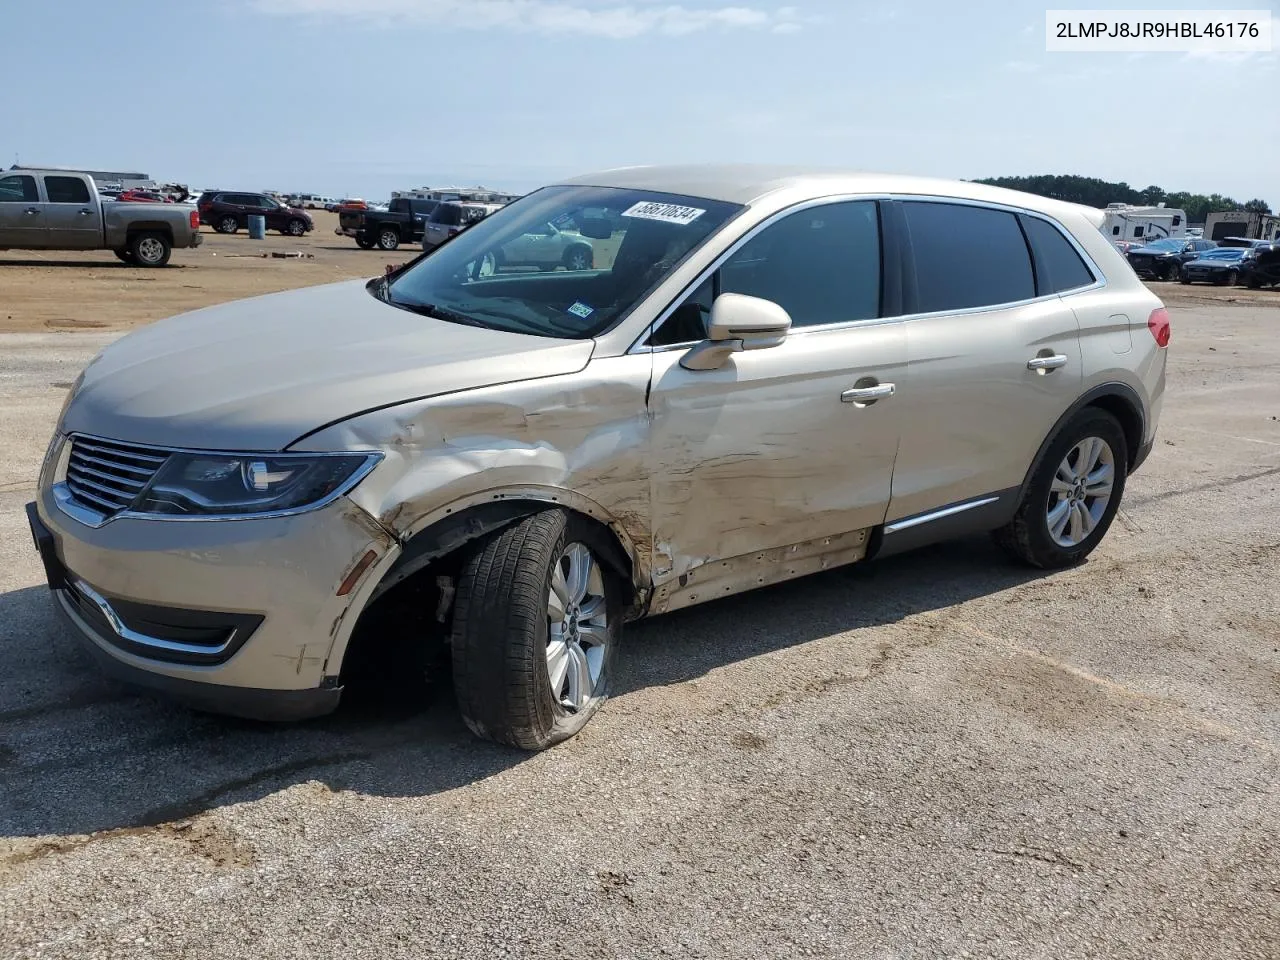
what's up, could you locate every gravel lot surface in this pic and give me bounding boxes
[0,282,1276,959]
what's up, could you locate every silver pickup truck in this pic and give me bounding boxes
[0,169,202,267]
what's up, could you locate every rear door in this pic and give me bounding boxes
[42,175,101,249]
[0,173,46,247]
[885,199,1084,527]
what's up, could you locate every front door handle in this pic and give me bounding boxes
[1027,354,1068,372]
[23,207,40,215]
[78,209,94,216]
[841,383,896,404]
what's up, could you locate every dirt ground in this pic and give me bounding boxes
[0,257,1276,959]
[0,212,391,334]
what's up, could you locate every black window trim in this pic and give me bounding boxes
[632,193,1105,355]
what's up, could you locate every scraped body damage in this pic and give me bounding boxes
[297,339,899,670]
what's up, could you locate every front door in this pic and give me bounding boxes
[645,199,906,606]
[42,175,102,249]
[0,173,47,248]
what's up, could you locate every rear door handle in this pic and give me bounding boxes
[841,383,896,404]
[1027,354,1068,372]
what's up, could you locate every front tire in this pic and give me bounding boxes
[287,218,307,237]
[563,245,592,271]
[377,228,400,251]
[451,510,619,751]
[992,409,1128,569]
[1165,262,1180,281]
[216,215,239,234]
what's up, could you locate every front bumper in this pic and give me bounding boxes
[26,485,394,721]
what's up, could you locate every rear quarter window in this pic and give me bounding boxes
[903,202,1035,312]
[1019,215,1096,294]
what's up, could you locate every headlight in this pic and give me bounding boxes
[132,452,380,518]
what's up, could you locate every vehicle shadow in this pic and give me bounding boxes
[0,258,187,269]
[0,536,1045,843]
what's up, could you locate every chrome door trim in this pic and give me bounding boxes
[884,496,1001,535]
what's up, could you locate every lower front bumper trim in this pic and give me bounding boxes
[54,590,342,722]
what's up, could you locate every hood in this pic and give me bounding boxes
[62,279,595,451]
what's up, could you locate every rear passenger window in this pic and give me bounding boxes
[903,202,1034,312]
[1020,215,1095,294]
[718,200,881,327]
[44,176,91,204]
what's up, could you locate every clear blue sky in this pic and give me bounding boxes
[2,0,1275,204]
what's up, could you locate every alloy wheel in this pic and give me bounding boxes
[1046,436,1115,548]
[545,542,608,712]
[136,237,165,265]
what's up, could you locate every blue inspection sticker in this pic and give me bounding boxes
[567,301,595,319]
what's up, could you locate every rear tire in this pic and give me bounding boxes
[355,234,376,250]
[129,232,172,268]
[113,248,136,264]
[451,510,620,751]
[992,409,1128,569]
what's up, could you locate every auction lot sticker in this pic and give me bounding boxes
[1046,9,1272,52]
[621,202,706,226]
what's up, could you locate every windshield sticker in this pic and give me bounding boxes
[567,301,595,320]
[621,201,706,226]
[552,213,575,227]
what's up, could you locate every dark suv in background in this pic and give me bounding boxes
[1125,237,1216,281]
[196,192,314,237]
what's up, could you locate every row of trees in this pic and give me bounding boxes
[973,175,1272,225]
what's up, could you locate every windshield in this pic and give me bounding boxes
[1144,239,1183,251]
[1201,248,1245,260]
[385,185,743,339]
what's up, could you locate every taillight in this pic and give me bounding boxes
[189,210,200,229]
[1147,307,1171,348]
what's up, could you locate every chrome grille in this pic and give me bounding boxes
[65,436,169,517]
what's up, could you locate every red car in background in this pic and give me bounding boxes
[117,189,174,203]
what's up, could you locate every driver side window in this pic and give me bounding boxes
[648,200,883,347]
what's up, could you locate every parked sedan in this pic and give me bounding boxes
[1178,247,1252,286]
[1126,237,1216,280]
[487,219,594,271]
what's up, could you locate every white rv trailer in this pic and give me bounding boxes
[391,185,522,204]
[1203,210,1280,243]
[1100,202,1188,242]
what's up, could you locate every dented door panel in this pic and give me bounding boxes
[645,323,907,592]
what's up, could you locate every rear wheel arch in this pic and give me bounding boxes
[1020,384,1145,500]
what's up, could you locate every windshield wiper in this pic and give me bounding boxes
[387,298,488,328]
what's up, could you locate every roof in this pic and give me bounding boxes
[556,163,1105,226]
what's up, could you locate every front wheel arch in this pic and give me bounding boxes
[365,499,637,612]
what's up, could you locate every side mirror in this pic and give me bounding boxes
[680,293,791,371]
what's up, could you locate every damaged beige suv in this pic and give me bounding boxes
[28,165,1169,750]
